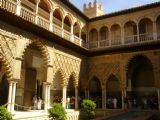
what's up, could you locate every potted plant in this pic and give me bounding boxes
[81,99,96,120]
[0,106,13,120]
[48,103,66,120]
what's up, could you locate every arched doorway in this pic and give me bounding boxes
[88,77,102,108]
[16,43,47,110]
[127,55,157,109]
[106,74,121,109]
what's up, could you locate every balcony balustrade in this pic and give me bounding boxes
[0,0,159,50]
[0,0,85,48]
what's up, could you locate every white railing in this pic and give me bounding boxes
[37,16,50,30]
[111,37,122,46]
[74,35,80,45]
[99,39,109,47]
[53,24,62,37]
[139,33,153,42]
[20,6,35,23]
[81,40,87,48]
[89,41,98,49]
[64,30,71,41]
[125,35,138,44]
[0,0,16,13]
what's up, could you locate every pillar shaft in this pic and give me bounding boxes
[62,86,67,108]
[7,82,13,111]
[102,87,106,109]
[75,87,78,109]
[157,88,160,111]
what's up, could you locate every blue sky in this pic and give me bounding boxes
[70,0,160,14]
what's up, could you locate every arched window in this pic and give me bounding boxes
[99,26,109,47]
[139,18,153,42]
[89,29,98,48]
[110,24,121,46]
[156,15,160,39]
[124,21,137,44]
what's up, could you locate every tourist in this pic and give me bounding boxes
[32,95,37,110]
[66,96,70,109]
[113,97,117,109]
[37,97,42,110]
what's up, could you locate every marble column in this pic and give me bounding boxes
[102,86,106,109]
[49,10,53,31]
[136,24,140,42]
[7,81,17,112]
[62,18,64,37]
[16,0,21,16]
[71,24,74,41]
[153,21,157,40]
[7,81,13,112]
[122,88,126,110]
[35,0,40,24]
[62,86,67,108]
[43,82,51,110]
[75,87,78,109]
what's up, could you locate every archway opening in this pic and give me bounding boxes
[100,26,109,47]
[139,18,153,41]
[110,24,121,46]
[73,22,80,38]
[51,71,63,104]
[0,73,9,106]
[67,75,75,109]
[106,74,121,109]
[127,55,157,109]
[156,15,160,39]
[53,8,63,28]
[124,21,137,44]
[16,43,47,110]
[89,29,98,48]
[89,77,102,108]
[81,27,87,47]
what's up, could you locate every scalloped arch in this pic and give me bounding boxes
[56,68,67,86]
[21,40,50,66]
[0,52,13,81]
[68,72,78,87]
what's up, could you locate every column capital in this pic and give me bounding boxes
[35,0,40,4]
[43,82,51,86]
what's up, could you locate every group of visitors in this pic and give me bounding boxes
[66,96,75,109]
[106,97,119,109]
[124,96,158,110]
[32,95,43,110]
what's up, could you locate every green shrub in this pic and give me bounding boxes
[81,99,96,120]
[148,115,160,120]
[0,106,12,120]
[48,103,66,120]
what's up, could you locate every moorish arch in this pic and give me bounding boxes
[53,7,64,27]
[67,72,78,96]
[0,53,13,106]
[52,69,66,103]
[16,40,51,109]
[126,54,157,109]
[88,76,102,108]
[106,74,122,109]
[20,40,51,66]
